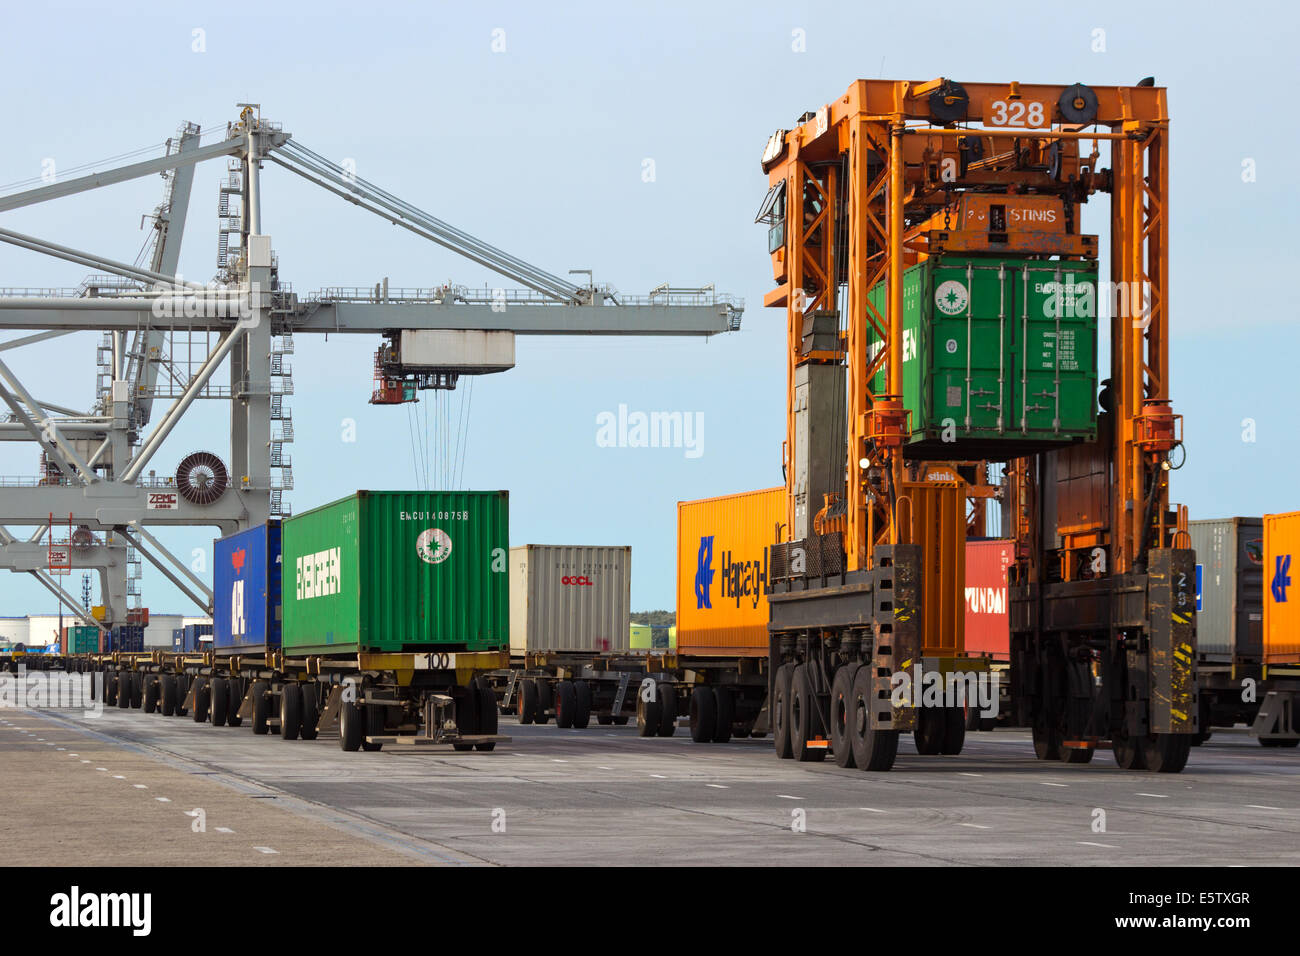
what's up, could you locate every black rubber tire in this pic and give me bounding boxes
[209,677,229,727]
[830,665,858,768]
[555,681,576,729]
[249,681,270,735]
[131,672,143,709]
[571,680,592,730]
[1141,733,1192,773]
[978,716,997,732]
[475,676,498,750]
[192,677,209,723]
[143,676,159,714]
[1260,737,1300,748]
[636,687,661,737]
[1031,722,1061,761]
[849,666,898,771]
[612,715,629,725]
[280,683,302,741]
[965,705,981,732]
[518,679,536,725]
[339,699,363,752]
[226,679,243,727]
[115,673,130,709]
[1113,728,1146,770]
[657,682,677,737]
[104,671,117,707]
[299,684,319,740]
[940,706,966,755]
[361,703,384,752]
[160,675,176,717]
[596,714,613,726]
[452,685,478,751]
[914,707,945,755]
[790,665,826,762]
[689,686,717,743]
[712,687,734,744]
[773,663,795,759]
[174,674,189,717]
[533,679,553,725]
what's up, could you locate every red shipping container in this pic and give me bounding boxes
[965,539,1015,659]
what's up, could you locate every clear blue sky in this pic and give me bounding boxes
[0,0,1296,616]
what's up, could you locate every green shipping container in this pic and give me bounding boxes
[867,255,1099,459]
[281,490,509,655]
[69,624,99,654]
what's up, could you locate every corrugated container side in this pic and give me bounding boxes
[110,625,144,653]
[509,544,630,654]
[69,625,99,655]
[965,539,1015,659]
[629,624,652,650]
[1264,511,1300,664]
[282,491,508,655]
[676,487,784,657]
[213,523,281,652]
[1189,518,1264,661]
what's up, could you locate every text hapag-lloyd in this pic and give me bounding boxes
[720,548,768,610]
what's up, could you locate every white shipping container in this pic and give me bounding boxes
[398,330,515,372]
[144,614,185,648]
[509,545,630,654]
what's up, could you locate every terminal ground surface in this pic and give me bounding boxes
[3,707,1296,866]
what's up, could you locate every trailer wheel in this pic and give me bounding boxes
[1031,722,1060,761]
[940,706,966,755]
[790,665,826,762]
[160,675,177,717]
[849,666,898,772]
[658,683,677,737]
[1140,733,1191,773]
[914,707,944,755]
[1059,743,1094,764]
[1112,728,1146,770]
[555,681,576,729]
[131,672,144,709]
[571,680,592,730]
[192,677,209,723]
[143,676,159,714]
[830,665,858,768]
[209,677,229,727]
[689,686,717,743]
[636,689,661,737]
[712,687,734,744]
[300,684,319,740]
[339,699,363,752]
[773,663,794,759]
[226,679,244,728]
[452,685,478,751]
[612,715,629,725]
[174,674,189,717]
[116,673,131,709]
[280,683,302,741]
[103,670,117,707]
[518,678,537,725]
[361,703,384,751]
[251,681,271,736]
[475,676,498,750]
[534,680,553,725]
[596,714,613,726]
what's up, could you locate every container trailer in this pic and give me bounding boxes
[1254,511,1300,746]
[83,491,512,753]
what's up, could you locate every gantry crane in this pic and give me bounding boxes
[756,77,1195,772]
[0,105,742,628]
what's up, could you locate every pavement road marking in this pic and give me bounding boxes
[650,774,667,779]
[959,772,983,777]
[253,846,278,854]
[706,784,729,789]
[1077,841,1118,848]
[1040,782,1069,788]
[959,823,991,829]
[156,797,171,803]
[860,807,886,813]
[215,827,234,834]
[1136,793,1168,798]
[133,784,148,789]
[1247,804,1283,810]
[777,794,804,800]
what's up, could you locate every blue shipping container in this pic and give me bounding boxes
[181,623,213,652]
[214,523,281,652]
[172,627,184,650]
[110,625,144,653]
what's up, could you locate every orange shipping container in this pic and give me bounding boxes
[1264,511,1300,664]
[676,487,784,657]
